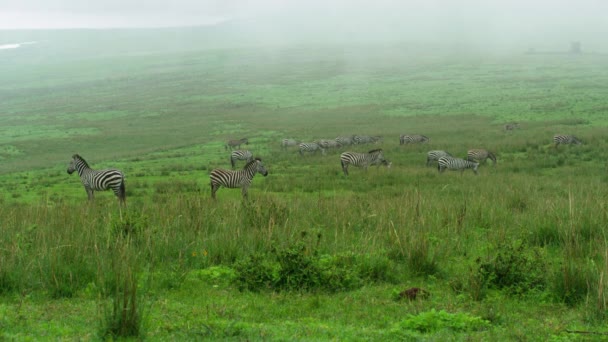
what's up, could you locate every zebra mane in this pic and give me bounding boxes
[244,158,261,168]
[368,149,382,154]
[72,154,89,167]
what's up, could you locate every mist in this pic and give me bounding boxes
[1,1,607,54]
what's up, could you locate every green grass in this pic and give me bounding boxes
[2,28,608,340]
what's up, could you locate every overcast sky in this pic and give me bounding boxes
[1,0,607,49]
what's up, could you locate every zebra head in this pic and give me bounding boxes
[67,154,86,174]
[572,136,582,144]
[382,159,392,168]
[250,158,268,177]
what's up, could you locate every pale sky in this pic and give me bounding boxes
[1,0,607,50]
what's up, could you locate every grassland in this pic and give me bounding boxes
[1,29,608,340]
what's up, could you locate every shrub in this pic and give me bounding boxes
[476,241,547,296]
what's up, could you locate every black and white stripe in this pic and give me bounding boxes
[225,138,249,151]
[466,149,496,165]
[426,150,452,166]
[210,158,268,199]
[553,134,582,146]
[230,150,253,169]
[67,154,126,203]
[299,142,325,156]
[400,134,429,145]
[281,139,300,149]
[340,149,387,176]
[438,157,479,175]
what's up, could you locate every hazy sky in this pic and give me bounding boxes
[1,0,607,49]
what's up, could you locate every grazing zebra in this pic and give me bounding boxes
[299,142,325,156]
[467,149,497,166]
[554,134,582,147]
[281,138,300,149]
[400,134,429,145]
[438,157,479,175]
[225,138,249,151]
[316,139,342,150]
[353,135,382,145]
[230,150,253,169]
[67,154,126,203]
[426,150,453,166]
[504,123,520,131]
[335,136,355,146]
[210,158,268,199]
[340,149,387,176]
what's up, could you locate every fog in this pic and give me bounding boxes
[1,0,607,52]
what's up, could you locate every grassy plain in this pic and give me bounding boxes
[1,29,608,340]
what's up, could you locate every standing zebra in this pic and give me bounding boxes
[225,138,249,151]
[467,149,496,166]
[340,149,387,176]
[316,139,342,150]
[426,150,452,166]
[400,134,429,145]
[210,158,268,199]
[299,142,325,156]
[438,157,479,175]
[230,150,253,169]
[67,154,126,203]
[504,123,520,131]
[554,134,582,147]
[281,138,300,149]
[335,136,355,146]
[353,135,382,145]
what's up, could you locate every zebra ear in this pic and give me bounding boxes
[72,154,80,159]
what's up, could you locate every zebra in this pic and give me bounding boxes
[316,139,342,150]
[504,123,520,131]
[210,158,268,199]
[225,138,249,151]
[340,149,387,176]
[426,150,453,166]
[466,149,497,166]
[400,134,429,145]
[353,135,382,145]
[554,134,582,147]
[438,157,479,175]
[230,150,253,169]
[281,139,300,149]
[67,154,126,204]
[299,142,325,156]
[335,136,355,146]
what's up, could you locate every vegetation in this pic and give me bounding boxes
[1,29,608,340]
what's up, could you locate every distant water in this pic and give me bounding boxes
[0,41,38,50]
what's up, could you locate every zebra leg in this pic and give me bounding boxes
[341,160,349,176]
[86,188,95,201]
[241,186,249,199]
[231,157,235,169]
[211,183,219,200]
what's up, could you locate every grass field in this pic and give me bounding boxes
[1,28,608,340]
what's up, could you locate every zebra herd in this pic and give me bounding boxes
[66,133,584,203]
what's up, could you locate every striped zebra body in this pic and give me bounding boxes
[281,139,299,149]
[438,157,479,175]
[466,149,496,166]
[67,154,126,203]
[426,150,452,166]
[353,135,382,145]
[225,138,249,151]
[504,123,520,131]
[400,134,429,145]
[210,158,268,199]
[230,150,253,169]
[554,134,582,147]
[299,142,325,156]
[340,149,387,176]
[335,136,355,146]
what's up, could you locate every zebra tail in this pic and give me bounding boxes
[118,180,126,204]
